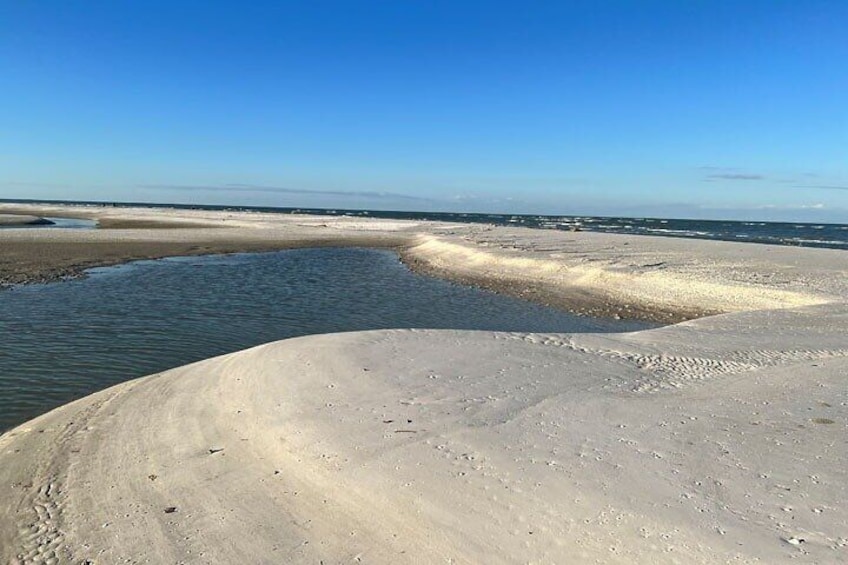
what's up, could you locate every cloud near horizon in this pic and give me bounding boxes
[139,183,434,202]
[795,184,848,191]
[705,173,765,181]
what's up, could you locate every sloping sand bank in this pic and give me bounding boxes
[402,233,830,322]
[1,308,846,563]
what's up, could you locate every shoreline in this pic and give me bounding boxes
[399,243,710,323]
[1,203,846,563]
[0,237,407,288]
[0,202,840,323]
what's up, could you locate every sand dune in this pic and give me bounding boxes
[0,203,846,563]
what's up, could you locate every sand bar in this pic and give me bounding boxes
[0,202,846,563]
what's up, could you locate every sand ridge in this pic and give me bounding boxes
[402,234,829,321]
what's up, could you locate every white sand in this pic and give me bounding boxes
[1,203,846,563]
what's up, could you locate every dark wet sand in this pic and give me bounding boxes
[0,238,405,287]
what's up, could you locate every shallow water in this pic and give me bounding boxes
[0,248,654,431]
[44,216,97,229]
[0,216,96,229]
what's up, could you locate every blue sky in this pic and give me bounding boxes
[1,1,847,221]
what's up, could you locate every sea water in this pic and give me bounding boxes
[0,248,654,431]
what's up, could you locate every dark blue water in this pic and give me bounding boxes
[0,216,96,229]
[4,199,848,250]
[0,248,653,432]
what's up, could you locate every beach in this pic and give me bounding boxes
[0,203,846,563]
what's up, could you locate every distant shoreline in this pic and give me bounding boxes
[2,198,847,250]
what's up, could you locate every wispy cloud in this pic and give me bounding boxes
[139,183,433,202]
[796,184,848,191]
[1,181,75,188]
[706,173,765,181]
[700,168,847,187]
[751,203,826,210]
[698,165,740,172]
[698,166,766,182]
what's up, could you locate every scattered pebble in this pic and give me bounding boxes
[811,418,835,424]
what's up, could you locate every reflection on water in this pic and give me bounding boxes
[0,216,97,230]
[44,217,98,229]
[0,248,655,431]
